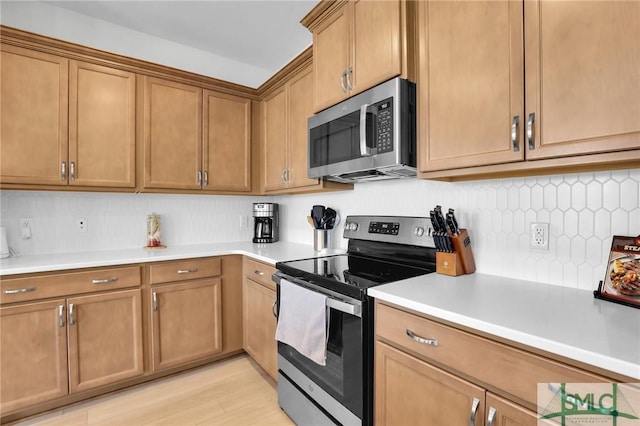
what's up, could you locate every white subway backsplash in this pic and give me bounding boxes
[1,169,638,292]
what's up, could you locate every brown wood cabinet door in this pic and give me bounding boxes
[243,278,278,380]
[418,0,524,172]
[143,77,202,190]
[525,1,640,159]
[375,341,486,426]
[67,289,144,393]
[313,4,351,111]
[486,393,538,426]
[287,64,319,189]
[69,61,136,188]
[263,86,288,191]
[151,279,222,371]
[0,45,68,185]
[0,300,68,413]
[351,0,401,97]
[203,90,251,192]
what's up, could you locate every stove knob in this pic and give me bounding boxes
[349,223,359,231]
[414,226,425,237]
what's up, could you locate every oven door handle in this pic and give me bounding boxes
[326,297,361,317]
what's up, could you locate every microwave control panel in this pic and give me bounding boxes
[375,98,393,153]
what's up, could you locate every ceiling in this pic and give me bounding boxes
[41,0,316,87]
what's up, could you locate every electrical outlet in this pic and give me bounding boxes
[530,222,549,249]
[77,218,88,233]
[19,218,32,239]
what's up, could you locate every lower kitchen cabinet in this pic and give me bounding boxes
[0,289,144,414]
[242,258,278,380]
[374,301,623,426]
[67,290,144,393]
[0,299,68,414]
[375,341,486,426]
[150,279,223,371]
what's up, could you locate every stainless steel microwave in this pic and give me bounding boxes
[307,77,416,183]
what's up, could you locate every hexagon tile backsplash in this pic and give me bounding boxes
[1,169,639,292]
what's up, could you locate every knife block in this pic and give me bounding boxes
[450,229,476,274]
[436,252,464,276]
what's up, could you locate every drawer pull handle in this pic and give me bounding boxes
[58,305,65,328]
[487,407,497,426]
[69,303,75,326]
[152,292,158,311]
[177,268,198,274]
[469,397,480,426]
[406,329,439,346]
[254,270,264,276]
[3,286,36,295]
[92,277,118,285]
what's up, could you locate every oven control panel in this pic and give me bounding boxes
[343,215,435,248]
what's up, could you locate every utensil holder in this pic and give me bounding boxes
[314,229,330,252]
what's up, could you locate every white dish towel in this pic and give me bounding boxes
[275,279,328,366]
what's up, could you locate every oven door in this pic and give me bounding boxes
[274,273,370,426]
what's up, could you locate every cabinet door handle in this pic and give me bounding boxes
[58,305,65,327]
[406,329,439,346]
[469,397,480,426]
[152,292,158,311]
[340,70,348,93]
[486,407,497,426]
[284,168,291,184]
[177,268,198,274]
[197,170,203,186]
[70,161,76,181]
[345,66,353,90]
[527,112,536,150]
[61,161,67,181]
[69,303,75,326]
[511,115,520,152]
[280,168,287,184]
[92,277,118,285]
[254,270,264,276]
[272,299,278,319]
[3,286,36,295]
[203,170,209,187]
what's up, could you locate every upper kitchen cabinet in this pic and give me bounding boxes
[141,76,253,193]
[260,50,352,194]
[69,61,136,188]
[141,76,203,190]
[1,44,136,189]
[263,65,318,191]
[1,45,68,186]
[418,0,640,180]
[203,91,251,192]
[418,1,525,172]
[524,1,640,159]
[302,0,415,112]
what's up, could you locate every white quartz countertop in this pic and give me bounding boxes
[0,241,343,276]
[368,273,640,380]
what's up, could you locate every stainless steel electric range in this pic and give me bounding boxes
[273,215,437,426]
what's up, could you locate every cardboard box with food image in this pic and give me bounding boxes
[594,235,640,308]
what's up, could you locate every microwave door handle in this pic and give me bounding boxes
[359,104,375,156]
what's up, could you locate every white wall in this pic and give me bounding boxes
[2,169,638,293]
[0,1,270,88]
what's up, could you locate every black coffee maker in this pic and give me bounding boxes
[253,203,279,243]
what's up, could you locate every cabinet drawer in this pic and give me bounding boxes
[376,302,609,408]
[149,258,221,284]
[1,266,141,304]
[243,257,276,291]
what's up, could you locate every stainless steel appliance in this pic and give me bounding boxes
[307,78,417,183]
[273,216,436,425]
[253,203,279,243]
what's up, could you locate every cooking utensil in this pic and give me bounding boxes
[447,208,459,234]
[311,205,325,229]
[323,208,337,230]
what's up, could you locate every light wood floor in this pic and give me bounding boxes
[12,355,295,426]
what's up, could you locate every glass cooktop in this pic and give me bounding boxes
[276,254,434,299]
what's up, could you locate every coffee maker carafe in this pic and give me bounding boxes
[253,203,279,243]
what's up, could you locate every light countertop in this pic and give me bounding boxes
[0,241,343,276]
[368,273,640,380]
